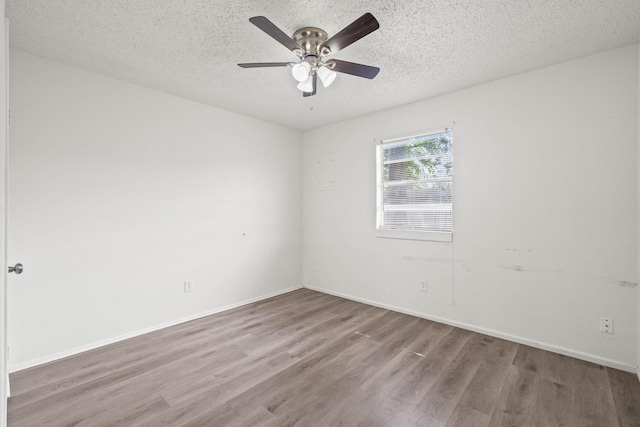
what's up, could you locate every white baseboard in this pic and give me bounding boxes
[304,285,637,374]
[9,286,303,373]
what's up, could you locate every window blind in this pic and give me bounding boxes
[377,130,453,232]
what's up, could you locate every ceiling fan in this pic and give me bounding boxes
[238,13,380,97]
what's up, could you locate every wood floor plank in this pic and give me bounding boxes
[444,404,490,427]
[77,396,170,427]
[397,319,452,359]
[360,348,424,392]
[387,327,473,406]
[360,316,424,368]
[246,335,380,415]
[177,403,247,427]
[9,344,245,426]
[355,309,405,338]
[540,350,575,386]
[607,367,640,427]
[309,389,383,427]
[161,350,300,408]
[285,309,386,360]
[457,360,509,416]
[534,378,574,427]
[481,336,519,367]
[136,352,297,426]
[573,360,620,427]
[8,289,640,427]
[419,334,496,422]
[224,406,281,427]
[488,364,539,426]
[513,344,546,373]
[276,361,379,426]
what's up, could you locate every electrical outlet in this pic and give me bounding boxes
[600,317,613,334]
[420,280,428,292]
[184,280,193,293]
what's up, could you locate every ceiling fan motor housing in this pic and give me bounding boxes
[292,27,329,58]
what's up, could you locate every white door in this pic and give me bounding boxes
[1,2,8,426]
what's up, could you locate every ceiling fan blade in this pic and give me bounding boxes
[327,59,380,79]
[238,62,291,68]
[303,73,317,97]
[249,16,304,55]
[320,13,379,55]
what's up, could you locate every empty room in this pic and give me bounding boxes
[1,0,640,426]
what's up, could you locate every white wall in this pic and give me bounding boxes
[7,50,302,370]
[637,42,640,379]
[1,1,8,423]
[303,45,639,370]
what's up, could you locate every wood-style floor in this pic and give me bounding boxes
[7,289,640,426]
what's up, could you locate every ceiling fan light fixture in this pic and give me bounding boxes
[291,61,311,82]
[296,75,314,93]
[317,65,337,87]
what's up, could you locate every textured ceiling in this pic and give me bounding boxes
[6,1,640,131]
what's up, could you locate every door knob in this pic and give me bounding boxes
[8,263,23,274]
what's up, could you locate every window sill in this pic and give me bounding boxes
[376,228,453,242]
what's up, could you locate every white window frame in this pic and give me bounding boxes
[376,129,453,242]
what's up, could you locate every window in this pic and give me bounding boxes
[376,130,453,236]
